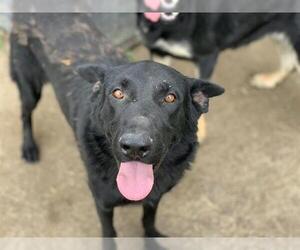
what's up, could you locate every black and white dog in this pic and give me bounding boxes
[138,8,300,89]
[10,13,224,237]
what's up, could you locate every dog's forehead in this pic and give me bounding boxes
[112,61,186,88]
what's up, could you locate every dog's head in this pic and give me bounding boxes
[137,0,195,48]
[138,12,195,47]
[77,61,224,201]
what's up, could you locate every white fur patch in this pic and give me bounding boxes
[271,33,299,72]
[154,39,193,59]
[152,54,172,66]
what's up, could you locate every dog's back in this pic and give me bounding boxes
[12,14,123,65]
[11,14,126,125]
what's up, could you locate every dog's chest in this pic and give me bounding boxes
[153,39,193,59]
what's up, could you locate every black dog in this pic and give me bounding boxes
[138,11,300,88]
[10,13,224,237]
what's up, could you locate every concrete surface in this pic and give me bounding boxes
[1,34,300,237]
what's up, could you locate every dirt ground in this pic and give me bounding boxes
[1,34,300,237]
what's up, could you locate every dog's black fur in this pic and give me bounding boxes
[138,13,300,79]
[10,13,224,237]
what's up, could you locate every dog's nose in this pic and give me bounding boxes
[119,133,152,159]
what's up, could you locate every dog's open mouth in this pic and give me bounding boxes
[116,161,154,201]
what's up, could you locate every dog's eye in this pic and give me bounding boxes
[160,0,179,9]
[161,12,179,21]
[164,93,176,103]
[112,89,125,100]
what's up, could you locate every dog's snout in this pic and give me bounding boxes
[119,133,152,159]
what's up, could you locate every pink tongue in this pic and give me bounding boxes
[144,12,161,23]
[117,161,154,201]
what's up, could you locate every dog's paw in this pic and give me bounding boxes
[102,229,117,238]
[22,142,40,163]
[250,72,282,89]
[145,229,167,238]
[102,239,117,250]
[144,238,168,250]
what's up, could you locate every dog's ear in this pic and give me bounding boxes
[190,79,224,113]
[76,64,107,84]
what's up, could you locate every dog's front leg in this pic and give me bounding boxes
[88,177,117,237]
[97,206,117,237]
[143,201,166,237]
[198,51,219,79]
[97,206,117,250]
